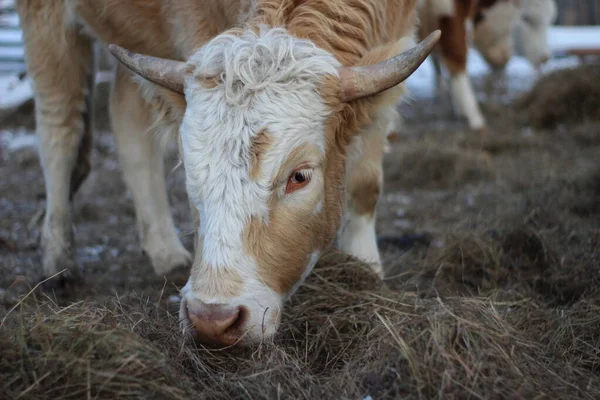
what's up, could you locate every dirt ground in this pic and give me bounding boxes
[1,62,599,399]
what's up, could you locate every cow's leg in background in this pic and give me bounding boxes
[17,1,92,285]
[110,65,191,276]
[338,113,392,279]
[431,51,447,99]
[438,5,486,132]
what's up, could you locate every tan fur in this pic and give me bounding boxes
[189,238,245,299]
[245,132,344,295]
[249,130,273,181]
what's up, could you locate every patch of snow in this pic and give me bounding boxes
[96,70,113,83]
[431,239,445,248]
[0,0,15,8]
[393,219,413,230]
[0,73,32,109]
[0,45,23,58]
[548,26,600,52]
[0,12,19,27]
[385,193,413,205]
[0,29,21,42]
[0,128,37,152]
[169,295,182,304]
[77,245,106,263]
[0,61,24,74]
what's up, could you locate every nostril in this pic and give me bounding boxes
[227,305,247,332]
[187,303,243,346]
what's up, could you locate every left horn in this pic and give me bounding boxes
[338,30,441,103]
[108,44,188,94]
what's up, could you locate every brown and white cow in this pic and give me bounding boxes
[16,0,438,346]
[418,0,556,131]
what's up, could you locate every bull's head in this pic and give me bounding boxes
[109,27,440,347]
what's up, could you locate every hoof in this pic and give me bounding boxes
[474,126,488,135]
[39,270,84,297]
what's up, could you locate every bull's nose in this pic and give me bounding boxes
[186,303,243,346]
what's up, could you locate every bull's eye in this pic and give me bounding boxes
[285,167,312,194]
[294,172,306,183]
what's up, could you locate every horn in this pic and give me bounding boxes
[108,44,188,94]
[338,30,441,103]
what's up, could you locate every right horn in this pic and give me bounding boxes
[108,44,188,94]
[338,30,441,103]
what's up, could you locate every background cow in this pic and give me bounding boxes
[418,0,557,132]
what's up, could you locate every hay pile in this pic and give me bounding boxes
[384,143,494,190]
[2,249,599,400]
[514,64,600,130]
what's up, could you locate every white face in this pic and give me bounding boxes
[177,27,344,346]
[472,0,521,70]
[513,0,557,67]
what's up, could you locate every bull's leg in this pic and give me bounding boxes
[438,14,486,132]
[338,122,388,278]
[17,1,93,281]
[110,65,191,275]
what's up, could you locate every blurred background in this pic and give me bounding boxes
[555,0,600,25]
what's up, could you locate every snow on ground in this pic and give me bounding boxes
[0,0,15,9]
[0,10,18,28]
[0,127,37,152]
[0,73,31,110]
[549,26,600,52]
[0,29,21,43]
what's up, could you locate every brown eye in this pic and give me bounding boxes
[285,168,311,194]
[293,172,306,183]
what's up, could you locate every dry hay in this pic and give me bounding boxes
[1,248,599,400]
[384,142,494,190]
[571,121,600,146]
[514,64,600,130]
